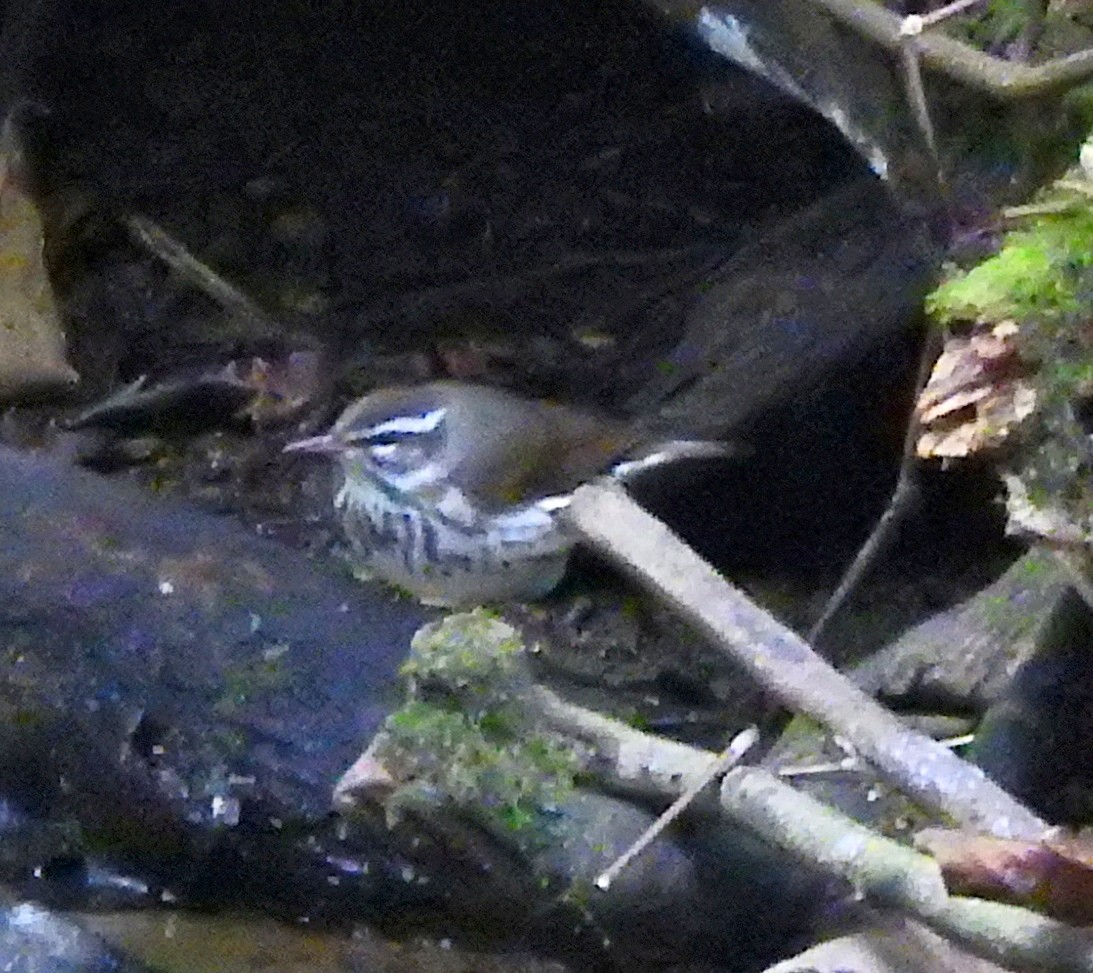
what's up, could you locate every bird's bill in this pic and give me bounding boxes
[283,433,344,455]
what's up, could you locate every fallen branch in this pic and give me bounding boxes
[805,0,1093,98]
[930,896,1093,972]
[334,621,1089,969]
[720,765,949,915]
[530,685,722,800]
[566,481,1047,840]
[570,706,1093,971]
[542,696,1093,972]
[125,213,288,341]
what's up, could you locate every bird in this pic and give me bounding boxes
[284,380,728,607]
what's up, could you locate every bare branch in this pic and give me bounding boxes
[719,766,950,915]
[805,0,1093,98]
[125,213,286,340]
[566,481,1047,840]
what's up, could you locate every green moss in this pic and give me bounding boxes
[400,613,523,711]
[620,708,652,732]
[951,0,1033,50]
[928,209,1093,324]
[1013,553,1050,579]
[1046,357,1093,391]
[384,699,578,849]
[379,612,579,851]
[979,592,1039,642]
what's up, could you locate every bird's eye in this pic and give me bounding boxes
[339,407,446,479]
[362,433,436,477]
[365,437,442,489]
[361,439,421,475]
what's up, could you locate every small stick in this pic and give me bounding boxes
[900,0,986,35]
[1003,198,1085,219]
[807,325,942,645]
[1053,179,1093,198]
[124,213,285,339]
[594,726,757,891]
[897,35,946,189]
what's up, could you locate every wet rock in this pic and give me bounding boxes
[0,445,440,920]
[851,551,1066,713]
[0,447,829,968]
[0,895,152,973]
[971,586,1093,823]
[633,176,936,440]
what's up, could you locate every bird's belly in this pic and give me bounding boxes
[336,479,571,607]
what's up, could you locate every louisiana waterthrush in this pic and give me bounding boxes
[285,381,724,606]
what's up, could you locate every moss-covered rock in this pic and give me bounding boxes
[376,611,580,852]
[925,146,1093,551]
[929,207,1093,326]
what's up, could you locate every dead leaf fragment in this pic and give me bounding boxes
[916,322,1034,459]
[233,350,322,424]
[917,827,1093,924]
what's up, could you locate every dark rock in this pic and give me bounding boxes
[626,176,938,574]
[633,176,937,440]
[971,587,1093,824]
[0,445,438,919]
[851,551,1066,713]
[0,448,830,966]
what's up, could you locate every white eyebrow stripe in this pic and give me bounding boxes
[361,407,447,439]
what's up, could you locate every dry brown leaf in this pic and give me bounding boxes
[231,350,322,425]
[917,827,1093,924]
[916,322,1033,459]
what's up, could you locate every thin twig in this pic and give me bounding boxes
[594,726,756,891]
[906,0,986,32]
[124,213,285,339]
[898,37,946,189]
[1054,178,1093,198]
[1003,198,1086,219]
[777,732,974,778]
[807,326,943,645]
